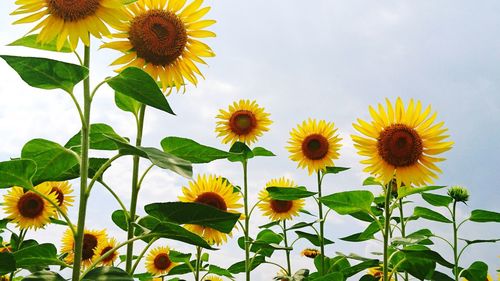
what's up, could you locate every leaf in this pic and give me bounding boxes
[295,231,334,247]
[21,271,66,281]
[340,220,381,242]
[160,137,231,163]
[311,272,344,281]
[461,238,500,245]
[460,261,488,281]
[362,177,382,186]
[8,34,72,53]
[401,246,454,268]
[228,256,265,274]
[82,266,134,281]
[320,190,374,215]
[144,202,240,233]
[21,139,79,185]
[413,207,452,223]
[65,123,129,152]
[148,221,213,249]
[250,229,284,257]
[208,265,233,278]
[111,210,130,232]
[288,221,316,231]
[0,159,36,189]
[266,186,316,200]
[106,67,174,114]
[0,252,16,275]
[59,158,111,181]
[114,91,142,116]
[397,185,445,199]
[398,255,436,280]
[430,271,455,281]
[252,147,275,157]
[227,142,253,162]
[421,193,453,207]
[13,243,66,268]
[0,55,88,93]
[259,221,281,229]
[469,209,500,223]
[322,166,350,175]
[341,259,380,278]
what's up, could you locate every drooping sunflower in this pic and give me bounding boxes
[178,174,243,245]
[215,99,272,145]
[101,0,216,93]
[287,118,342,175]
[258,177,305,221]
[352,98,453,187]
[300,248,320,259]
[61,228,107,268]
[39,181,74,218]
[11,0,125,50]
[92,237,118,266]
[202,275,224,281]
[3,185,58,230]
[145,246,177,276]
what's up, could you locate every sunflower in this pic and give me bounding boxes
[202,276,224,281]
[38,181,74,218]
[61,228,107,268]
[101,0,215,93]
[145,246,177,276]
[178,174,243,245]
[367,266,394,281]
[258,177,305,221]
[0,275,9,281]
[3,185,58,230]
[300,248,320,258]
[92,237,119,266]
[11,0,125,50]
[352,98,453,187]
[287,118,342,175]
[215,99,272,145]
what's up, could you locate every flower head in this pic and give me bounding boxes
[61,228,107,268]
[42,181,74,218]
[258,177,305,221]
[145,246,177,276]
[92,237,119,266]
[300,248,320,258]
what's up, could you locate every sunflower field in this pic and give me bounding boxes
[0,1,498,281]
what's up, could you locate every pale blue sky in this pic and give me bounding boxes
[0,1,499,280]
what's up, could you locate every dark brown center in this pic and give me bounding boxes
[100,246,115,263]
[270,199,293,213]
[129,9,187,66]
[195,192,227,211]
[82,234,98,260]
[47,0,100,22]
[301,134,329,160]
[229,110,257,135]
[17,192,45,218]
[51,187,65,206]
[377,124,423,167]
[153,253,172,270]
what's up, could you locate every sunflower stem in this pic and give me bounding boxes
[317,171,326,276]
[125,103,146,273]
[398,199,408,281]
[282,220,292,276]
[130,237,157,275]
[71,44,91,281]
[243,159,251,281]
[452,200,459,281]
[383,182,393,281]
[195,246,202,281]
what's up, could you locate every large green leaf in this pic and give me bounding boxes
[430,271,455,281]
[295,231,334,247]
[65,123,128,152]
[111,210,130,232]
[82,266,134,281]
[106,67,174,114]
[469,209,500,223]
[227,142,253,162]
[322,166,350,175]
[114,91,142,116]
[340,220,381,242]
[402,246,454,268]
[266,186,316,200]
[8,34,72,53]
[320,190,374,215]
[460,261,488,281]
[0,252,16,275]
[311,272,344,281]
[208,265,233,278]
[21,271,66,281]
[21,139,79,185]
[58,158,111,181]
[148,221,213,249]
[251,147,275,157]
[228,256,265,274]
[161,137,231,163]
[144,202,240,233]
[422,193,453,207]
[250,229,284,257]
[397,185,445,199]
[13,243,66,268]
[413,207,452,223]
[0,159,36,189]
[0,55,88,93]
[341,259,380,278]
[398,255,436,280]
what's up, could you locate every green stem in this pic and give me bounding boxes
[383,182,392,281]
[100,181,129,217]
[398,199,408,281]
[130,237,157,274]
[243,160,251,281]
[195,246,202,281]
[283,220,292,276]
[71,44,91,281]
[452,200,459,281]
[126,104,147,272]
[317,171,325,276]
[86,154,121,193]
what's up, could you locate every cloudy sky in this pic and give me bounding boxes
[0,0,499,280]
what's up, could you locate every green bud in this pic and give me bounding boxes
[447,186,470,202]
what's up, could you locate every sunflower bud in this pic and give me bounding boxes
[447,186,470,202]
[300,248,321,258]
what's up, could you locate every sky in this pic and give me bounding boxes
[0,0,499,280]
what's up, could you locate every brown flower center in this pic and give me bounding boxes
[100,246,115,263]
[17,192,45,218]
[377,124,423,167]
[129,10,187,66]
[229,110,257,135]
[153,253,172,270]
[195,192,227,211]
[51,187,65,206]
[270,199,293,213]
[82,234,99,260]
[47,0,101,22]
[301,134,329,160]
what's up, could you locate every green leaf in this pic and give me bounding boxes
[227,142,253,162]
[397,185,445,199]
[167,250,191,263]
[251,147,275,157]
[208,265,233,278]
[320,190,374,215]
[250,229,284,257]
[148,221,213,249]
[21,139,79,185]
[0,159,36,189]
[407,229,434,245]
[0,55,88,93]
[413,207,452,223]
[13,243,66,268]
[362,177,382,186]
[21,271,66,281]
[114,91,142,116]
[295,231,334,247]
[259,221,281,229]
[111,210,130,232]
[342,259,380,278]
[469,209,500,223]
[401,246,454,268]
[65,123,129,152]
[0,219,9,229]
[266,186,316,200]
[460,261,488,281]
[340,221,381,242]
[288,221,316,231]
[311,272,344,281]
[0,252,16,275]
[59,158,111,181]
[161,137,231,163]
[8,34,72,53]
[82,266,134,281]
[398,255,436,280]
[422,193,453,207]
[144,202,240,233]
[461,238,500,245]
[106,67,174,114]
[228,256,265,274]
[166,261,195,276]
[322,166,350,175]
[430,271,455,281]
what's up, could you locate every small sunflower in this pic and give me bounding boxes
[145,246,177,276]
[102,0,216,92]
[287,118,342,175]
[300,248,320,259]
[367,266,394,281]
[258,177,305,221]
[0,275,10,281]
[202,276,224,281]
[92,237,119,266]
[3,185,58,230]
[352,98,453,187]
[11,0,125,50]
[40,181,74,218]
[61,228,107,268]
[215,99,272,145]
[178,174,243,245]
